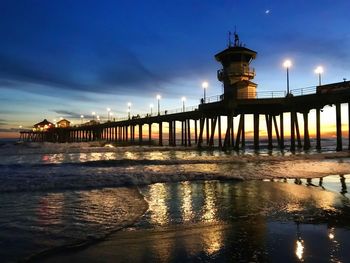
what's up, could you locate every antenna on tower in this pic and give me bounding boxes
[234,29,240,47]
[228,31,232,47]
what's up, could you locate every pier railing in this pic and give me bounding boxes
[203,86,318,103]
[290,86,317,96]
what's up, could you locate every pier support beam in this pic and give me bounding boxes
[294,113,302,148]
[273,116,281,148]
[241,114,245,148]
[187,119,191,146]
[235,114,244,150]
[230,116,235,148]
[169,121,173,146]
[181,121,184,146]
[159,122,163,146]
[139,124,143,143]
[198,118,205,148]
[173,121,176,146]
[266,114,273,149]
[336,103,342,151]
[209,117,217,147]
[291,112,296,151]
[223,115,233,149]
[149,124,152,144]
[205,118,209,145]
[303,112,310,150]
[348,103,350,150]
[280,113,284,148]
[218,116,222,148]
[194,120,198,144]
[253,113,259,150]
[316,109,321,150]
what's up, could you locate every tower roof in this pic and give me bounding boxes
[215,46,257,62]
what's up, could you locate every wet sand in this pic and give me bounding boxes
[35,178,350,262]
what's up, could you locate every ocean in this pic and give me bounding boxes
[0,140,350,262]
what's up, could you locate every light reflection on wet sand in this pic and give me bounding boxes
[50,178,349,263]
[6,177,350,263]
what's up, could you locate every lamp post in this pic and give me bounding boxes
[150,104,154,116]
[202,81,208,103]
[96,115,100,122]
[314,66,324,86]
[92,112,96,120]
[80,115,84,124]
[107,108,111,121]
[156,94,161,115]
[283,60,292,95]
[182,97,186,112]
[127,102,131,119]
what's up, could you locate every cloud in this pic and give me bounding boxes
[0,128,23,132]
[259,32,350,67]
[51,110,82,119]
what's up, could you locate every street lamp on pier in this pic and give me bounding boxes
[107,108,111,121]
[80,115,84,124]
[127,102,131,119]
[150,104,154,116]
[92,112,96,120]
[182,97,186,112]
[283,60,292,95]
[202,81,208,103]
[156,94,161,115]
[314,66,324,86]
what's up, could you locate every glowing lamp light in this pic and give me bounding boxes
[156,94,161,100]
[314,66,324,74]
[283,59,292,68]
[107,108,111,112]
[315,66,324,85]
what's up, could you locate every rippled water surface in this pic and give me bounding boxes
[37,178,350,263]
[0,142,350,262]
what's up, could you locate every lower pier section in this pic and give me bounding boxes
[20,102,350,152]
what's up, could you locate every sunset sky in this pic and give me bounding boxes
[1,0,350,138]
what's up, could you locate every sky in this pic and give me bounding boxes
[1,0,350,138]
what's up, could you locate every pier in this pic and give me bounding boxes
[20,35,350,152]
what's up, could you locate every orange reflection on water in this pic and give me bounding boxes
[148,183,169,226]
[36,193,64,225]
[180,181,194,222]
[202,224,224,255]
[278,183,339,213]
[201,182,218,222]
[295,239,304,261]
[89,152,102,161]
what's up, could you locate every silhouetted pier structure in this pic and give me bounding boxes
[20,35,350,151]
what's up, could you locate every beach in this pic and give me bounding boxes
[0,141,350,262]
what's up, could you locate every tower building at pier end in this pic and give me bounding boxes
[215,32,257,100]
